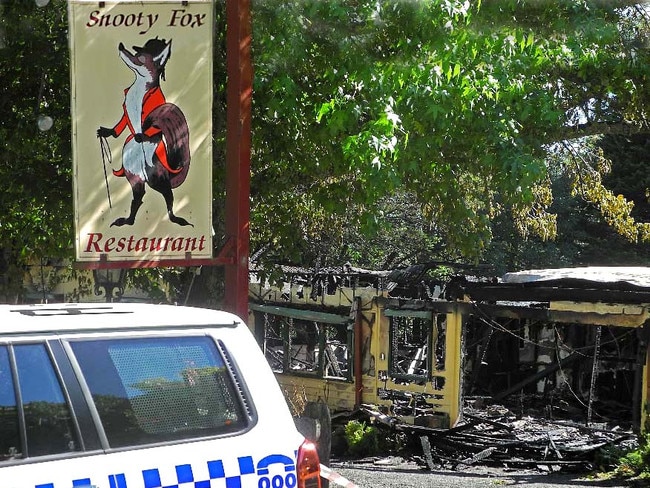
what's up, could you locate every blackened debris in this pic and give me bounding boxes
[361,403,636,472]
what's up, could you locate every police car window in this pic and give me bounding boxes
[14,344,79,457]
[71,337,247,448]
[0,346,21,461]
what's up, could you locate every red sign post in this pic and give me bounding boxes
[223,0,252,319]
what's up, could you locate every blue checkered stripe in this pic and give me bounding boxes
[34,454,297,488]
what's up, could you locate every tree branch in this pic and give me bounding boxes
[551,118,650,143]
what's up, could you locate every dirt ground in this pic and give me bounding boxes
[329,456,637,488]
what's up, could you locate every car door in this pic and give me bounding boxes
[0,331,306,488]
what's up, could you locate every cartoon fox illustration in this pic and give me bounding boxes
[97,38,192,227]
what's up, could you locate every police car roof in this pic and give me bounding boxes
[0,302,242,335]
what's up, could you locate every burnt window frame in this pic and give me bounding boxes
[386,309,434,382]
[253,307,353,382]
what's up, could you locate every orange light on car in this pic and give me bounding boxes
[296,440,321,488]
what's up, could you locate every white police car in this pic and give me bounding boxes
[0,303,321,488]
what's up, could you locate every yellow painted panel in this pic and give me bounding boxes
[550,301,646,315]
[275,374,357,412]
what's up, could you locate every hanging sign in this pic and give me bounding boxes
[69,0,214,266]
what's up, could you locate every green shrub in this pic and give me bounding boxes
[344,420,379,457]
[617,450,644,477]
[609,434,650,479]
[596,443,633,471]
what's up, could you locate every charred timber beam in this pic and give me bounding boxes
[470,303,647,327]
[380,298,648,327]
[249,303,350,324]
[444,434,522,447]
[500,459,589,467]
[460,284,650,305]
[463,413,514,431]
[492,352,581,401]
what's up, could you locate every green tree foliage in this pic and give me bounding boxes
[0,0,72,300]
[484,171,650,275]
[3,0,650,301]
[601,133,650,222]
[251,0,650,267]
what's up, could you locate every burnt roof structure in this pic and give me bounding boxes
[451,266,650,306]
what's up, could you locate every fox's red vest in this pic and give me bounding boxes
[112,87,181,177]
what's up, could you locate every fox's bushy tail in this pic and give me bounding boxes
[143,103,191,188]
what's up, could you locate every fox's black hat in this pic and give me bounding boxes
[133,37,171,80]
[133,37,169,57]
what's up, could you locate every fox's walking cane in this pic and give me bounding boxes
[99,136,113,209]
